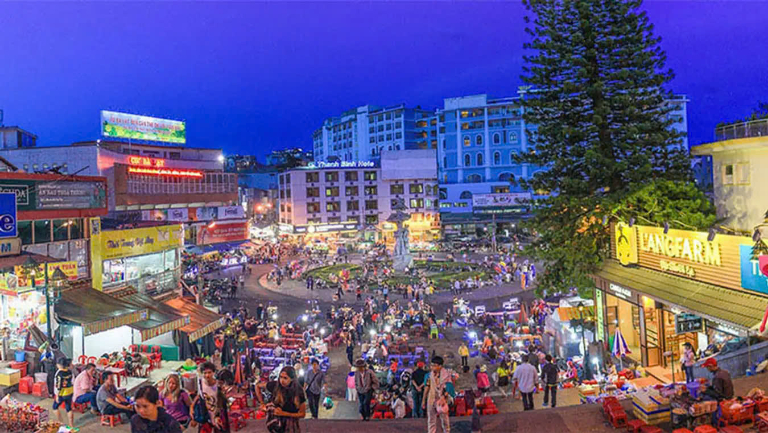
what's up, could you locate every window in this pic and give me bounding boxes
[455,202,469,208]
[494,151,501,165]
[308,218,321,224]
[369,127,375,133]
[395,121,402,129]
[395,132,402,139]
[34,220,51,244]
[306,187,320,198]
[723,164,734,185]
[327,217,341,223]
[476,135,483,146]
[345,216,359,224]
[466,174,482,182]
[460,111,469,118]
[307,203,321,213]
[306,172,318,182]
[498,172,514,182]
[325,172,338,182]
[410,198,424,208]
[477,153,483,166]
[409,183,423,194]
[344,171,358,181]
[369,136,375,143]
[365,215,379,225]
[463,136,471,147]
[510,132,518,143]
[285,174,291,183]
[364,185,378,195]
[325,187,339,197]
[442,139,446,149]
[365,200,378,210]
[326,202,340,212]
[464,154,471,166]
[439,188,447,200]
[386,123,392,131]
[493,185,510,193]
[440,202,452,208]
[53,219,70,242]
[18,221,32,245]
[70,219,83,240]
[347,200,359,211]
[459,191,473,200]
[736,163,750,184]
[390,184,404,195]
[443,157,447,167]
[378,135,384,142]
[386,134,392,140]
[364,171,377,181]
[346,186,358,196]
[493,133,501,144]
[378,125,384,132]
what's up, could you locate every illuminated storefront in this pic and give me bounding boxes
[593,223,768,370]
[90,221,184,295]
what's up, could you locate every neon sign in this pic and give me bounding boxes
[128,166,203,178]
[129,156,166,168]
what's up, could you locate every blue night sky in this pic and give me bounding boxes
[1,1,766,159]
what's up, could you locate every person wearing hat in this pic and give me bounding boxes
[475,365,490,395]
[410,361,427,418]
[304,358,326,419]
[354,358,378,421]
[702,358,734,400]
[422,355,455,433]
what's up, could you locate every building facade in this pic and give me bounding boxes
[312,104,435,162]
[692,118,768,233]
[278,150,439,241]
[266,148,313,167]
[0,126,37,149]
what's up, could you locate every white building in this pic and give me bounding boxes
[312,105,436,162]
[278,149,440,240]
[691,118,768,232]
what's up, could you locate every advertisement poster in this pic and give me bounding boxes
[167,208,189,222]
[194,207,217,221]
[101,110,186,144]
[0,193,17,239]
[217,206,244,220]
[472,192,531,207]
[142,209,167,221]
[197,221,248,245]
[36,181,107,210]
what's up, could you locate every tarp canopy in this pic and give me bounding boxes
[164,297,225,341]
[184,240,248,256]
[111,288,190,341]
[57,288,148,336]
[556,306,596,322]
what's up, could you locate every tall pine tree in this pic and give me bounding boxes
[517,0,716,295]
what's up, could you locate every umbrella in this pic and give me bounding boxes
[234,352,244,385]
[612,327,631,370]
[519,303,528,326]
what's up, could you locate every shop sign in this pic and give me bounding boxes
[0,238,20,257]
[595,289,605,342]
[675,313,704,334]
[278,223,294,233]
[101,225,184,260]
[0,193,17,239]
[608,283,633,300]
[739,244,768,295]
[472,193,531,208]
[194,207,217,221]
[197,221,248,245]
[639,227,721,266]
[0,179,107,212]
[294,222,358,234]
[615,222,638,265]
[13,260,79,289]
[218,206,244,220]
[128,156,166,168]
[306,160,376,169]
[167,208,189,222]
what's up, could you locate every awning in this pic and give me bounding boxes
[111,288,190,341]
[594,260,768,331]
[163,297,225,341]
[57,288,149,336]
[557,306,596,322]
[184,240,247,256]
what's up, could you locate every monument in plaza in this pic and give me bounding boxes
[388,198,413,272]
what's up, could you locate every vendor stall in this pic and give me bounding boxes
[55,288,149,359]
[111,287,190,349]
[164,297,226,359]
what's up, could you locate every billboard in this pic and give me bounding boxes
[472,192,531,207]
[101,110,186,144]
[0,193,17,239]
[0,179,107,212]
[197,221,248,245]
[101,225,184,260]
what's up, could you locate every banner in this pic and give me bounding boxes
[13,261,79,288]
[101,225,184,260]
[472,193,531,207]
[193,207,217,221]
[101,110,186,144]
[0,193,16,239]
[141,209,166,221]
[167,208,189,222]
[197,221,248,245]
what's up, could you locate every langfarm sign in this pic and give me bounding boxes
[472,193,531,208]
[101,111,186,144]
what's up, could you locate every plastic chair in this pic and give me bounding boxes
[151,346,161,354]
[77,355,88,365]
[86,356,97,365]
[101,415,122,427]
[129,344,138,353]
[72,401,89,414]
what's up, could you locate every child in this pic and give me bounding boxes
[53,357,74,426]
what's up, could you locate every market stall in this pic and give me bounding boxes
[111,288,190,351]
[164,297,226,359]
[55,288,149,360]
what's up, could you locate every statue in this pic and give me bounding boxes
[388,199,413,272]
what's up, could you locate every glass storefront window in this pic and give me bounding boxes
[70,219,83,240]
[642,296,661,366]
[605,293,642,363]
[18,221,32,245]
[103,249,180,296]
[53,219,69,242]
[34,220,51,244]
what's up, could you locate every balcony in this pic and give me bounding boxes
[715,118,768,141]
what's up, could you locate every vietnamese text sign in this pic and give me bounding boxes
[36,181,107,210]
[675,313,704,334]
[101,110,186,144]
[218,206,244,220]
[101,225,184,260]
[472,193,531,207]
[0,193,17,239]
[197,221,248,245]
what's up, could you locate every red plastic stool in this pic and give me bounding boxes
[101,415,122,427]
[32,382,47,397]
[371,412,382,419]
[611,410,628,429]
[627,419,647,432]
[692,427,717,433]
[639,426,662,433]
[672,429,694,433]
[72,401,89,414]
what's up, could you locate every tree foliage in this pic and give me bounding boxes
[516,0,716,296]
